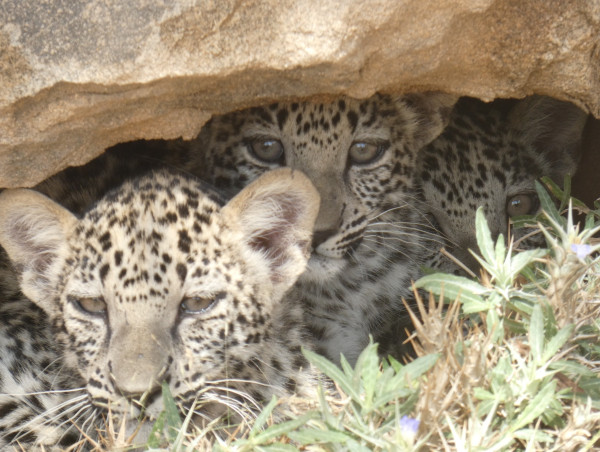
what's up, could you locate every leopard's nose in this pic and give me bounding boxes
[312,229,337,248]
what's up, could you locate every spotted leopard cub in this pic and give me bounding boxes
[418,96,588,272]
[185,93,456,364]
[0,168,320,449]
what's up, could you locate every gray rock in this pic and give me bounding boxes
[1,0,598,187]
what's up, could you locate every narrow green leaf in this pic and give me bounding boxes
[161,381,182,443]
[495,232,506,266]
[250,395,278,436]
[472,253,498,279]
[170,397,198,451]
[587,430,600,452]
[288,428,354,444]
[260,444,301,452]
[252,413,314,444]
[303,348,361,402]
[511,215,537,231]
[585,212,596,230]
[387,355,403,373]
[510,249,546,275]
[511,380,557,431]
[484,435,516,452]
[559,175,572,212]
[486,308,504,342]
[147,411,166,449]
[578,377,600,398]
[529,304,544,364]
[549,360,597,378]
[510,299,534,317]
[341,440,373,452]
[541,397,565,427]
[373,386,414,410]
[542,324,574,363]
[476,399,499,418]
[340,353,354,378]
[518,264,537,283]
[317,384,340,429]
[473,387,495,400]
[396,353,440,382]
[476,207,496,264]
[356,340,379,409]
[504,317,528,335]
[540,176,567,206]
[513,429,554,443]
[415,273,488,310]
[535,181,562,225]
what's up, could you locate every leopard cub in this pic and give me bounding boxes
[0,168,320,449]
[418,96,587,272]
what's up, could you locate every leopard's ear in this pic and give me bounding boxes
[0,189,77,305]
[222,168,320,294]
[400,92,459,147]
[509,96,588,179]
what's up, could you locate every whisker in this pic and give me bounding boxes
[362,238,420,267]
[78,406,100,443]
[360,241,407,267]
[9,394,90,446]
[199,392,256,425]
[4,387,87,398]
[368,222,458,248]
[368,205,408,221]
[363,234,447,252]
[364,229,449,246]
[365,206,457,248]
[202,384,263,412]
[52,402,95,446]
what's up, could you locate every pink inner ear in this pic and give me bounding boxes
[249,226,286,272]
[246,193,305,282]
[8,217,58,276]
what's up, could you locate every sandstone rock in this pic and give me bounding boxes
[1,0,599,187]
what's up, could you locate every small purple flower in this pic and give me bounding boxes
[400,415,420,437]
[571,243,592,260]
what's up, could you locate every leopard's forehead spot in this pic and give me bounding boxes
[40,168,317,427]
[216,95,406,142]
[192,93,435,282]
[420,102,545,212]
[68,171,234,310]
[418,98,552,255]
[206,95,415,188]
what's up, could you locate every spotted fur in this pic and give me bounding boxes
[0,168,320,449]
[33,93,455,366]
[182,93,457,364]
[418,96,588,272]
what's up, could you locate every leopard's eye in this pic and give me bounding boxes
[181,293,223,314]
[348,141,386,164]
[75,297,107,315]
[247,138,284,163]
[506,193,538,217]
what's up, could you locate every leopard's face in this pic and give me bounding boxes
[192,93,455,283]
[0,168,319,428]
[418,97,587,270]
[60,176,254,417]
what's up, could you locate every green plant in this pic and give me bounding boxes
[132,178,600,452]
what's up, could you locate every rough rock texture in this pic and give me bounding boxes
[1,0,599,187]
